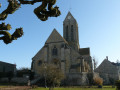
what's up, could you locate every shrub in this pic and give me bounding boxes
[115,80,120,90]
[87,73,94,86]
[7,71,14,82]
[93,77,103,86]
[16,68,31,77]
[109,77,115,85]
[29,71,35,80]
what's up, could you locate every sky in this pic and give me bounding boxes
[0,0,120,69]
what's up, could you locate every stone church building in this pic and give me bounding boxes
[95,56,120,85]
[31,12,93,85]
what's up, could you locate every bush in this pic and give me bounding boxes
[115,80,120,90]
[7,71,14,82]
[87,73,94,86]
[93,77,103,87]
[16,68,31,77]
[29,71,35,80]
[109,77,115,85]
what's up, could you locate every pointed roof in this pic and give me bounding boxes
[63,11,77,23]
[45,29,68,44]
[32,46,44,60]
[95,59,117,73]
[0,61,15,66]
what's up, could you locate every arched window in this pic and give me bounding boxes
[38,61,42,66]
[52,46,58,56]
[71,25,74,41]
[66,25,68,41]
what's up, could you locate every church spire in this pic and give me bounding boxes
[63,12,80,51]
[63,11,77,23]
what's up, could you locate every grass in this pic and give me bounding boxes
[31,87,116,90]
[0,86,8,88]
[0,86,116,90]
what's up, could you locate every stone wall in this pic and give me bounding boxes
[11,77,29,84]
[0,77,29,84]
[65,72,89,86]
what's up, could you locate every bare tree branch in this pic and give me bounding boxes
[93,56,98,70]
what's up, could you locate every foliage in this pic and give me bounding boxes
[0,0,60,44]
[18,67,30,71]
[16,67,35,80]
[115,80,120,90]
[0,71,14,82]
[0,0,23,44]
[87,73,94,86]
[29,71,35,80]
[16,67,31,77]
[93,76,103,86]
[109,77,115,85]
[38,64,64,88]
[6,71,14,82]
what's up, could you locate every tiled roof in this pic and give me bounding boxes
[45,29,68,44]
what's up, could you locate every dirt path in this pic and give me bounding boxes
[0,86,32,90]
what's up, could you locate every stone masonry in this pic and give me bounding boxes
[31,12,93,85]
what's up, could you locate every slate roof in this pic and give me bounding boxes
[95,58,119,73]
[32,46,44,60]
[45,29,68,44]
[32,29,69,60]
[63,11,77,23]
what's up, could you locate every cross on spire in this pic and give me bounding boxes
[69,0,72,11]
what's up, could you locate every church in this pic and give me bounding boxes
[31,12,93,85]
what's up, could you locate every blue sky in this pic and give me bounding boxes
[0,0,120,69]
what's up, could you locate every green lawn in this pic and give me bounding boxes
[0,86,7,88]
[31,87,116,90]
[0,86,116,90]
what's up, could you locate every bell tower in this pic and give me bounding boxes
[63,12,80,51]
